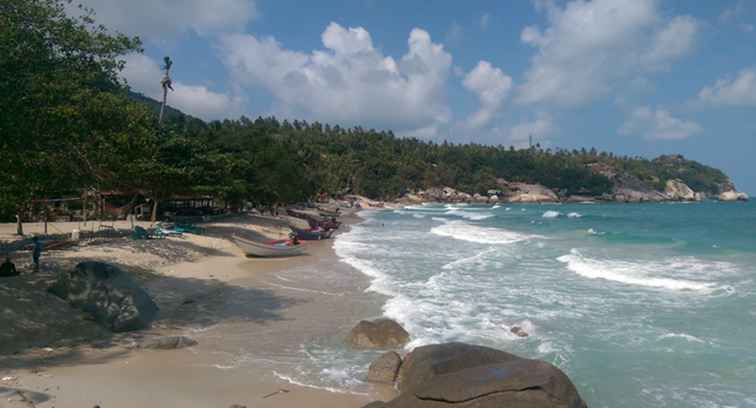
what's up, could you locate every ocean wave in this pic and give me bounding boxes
[658,332,706,344]
[556,249,728,293]
[431,221,541,245]
[567,212,582,218]
[444,209,494,220]
[441,248,498,270]
[542,210,561,218]
[273,371,367,395]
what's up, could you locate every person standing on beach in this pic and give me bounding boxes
[0,256,18,277]
[31,237,42,272]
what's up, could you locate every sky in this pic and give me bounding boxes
[69,0,756,193]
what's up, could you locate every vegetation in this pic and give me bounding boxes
[0,0,734,223]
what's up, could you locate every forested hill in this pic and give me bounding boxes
[151,101,734,202]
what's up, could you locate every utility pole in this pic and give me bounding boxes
[159,56,174,125]
[529,133,533,149]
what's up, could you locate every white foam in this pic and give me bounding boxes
[492,204,501,209]
[567,212,582,218]
[273,371,368,395]
[412,214,426,219]
[431,221,541,245]
[658,332,706,344]
[587,228,604,236]
[542,210,562,218]
[442,248,498,270]
[444,209,494,220]
[557,249,723,293]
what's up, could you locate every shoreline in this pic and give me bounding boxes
[0,213,396,407]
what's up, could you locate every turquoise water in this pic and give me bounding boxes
[331,201,756,407]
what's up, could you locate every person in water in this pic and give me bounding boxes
[0,256,18,277]
[32,236,42,272]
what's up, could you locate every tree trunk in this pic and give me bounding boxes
[15,213,23,236]
[151,199,159,223]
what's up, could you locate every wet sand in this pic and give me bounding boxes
[0,215,394,407]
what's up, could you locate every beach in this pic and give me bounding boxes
[0,213,395,407]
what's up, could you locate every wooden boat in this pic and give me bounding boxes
[291,227,334,240]
[231,235,305,258]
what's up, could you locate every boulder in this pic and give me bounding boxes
[510,326,529,337]
[390,343,586,408]
[718,190,749,201]
[664,179,699,201]
[346,319,410,349]
[139,335,197,350]
[613,188,666,203]
[472,193,489,203]
[367,351,402,383]
[503,182,559,203]
[49,261,158,332]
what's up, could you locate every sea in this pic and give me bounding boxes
[250,201,756,407]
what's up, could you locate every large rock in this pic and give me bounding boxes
[665,179,699,201]
[502,182,559,203]
[368,351,403,383]
[388,343,586,408]
[718,190,749,201]
[613,188,667,203]
[346,319,409,349]
[49,261,158,332]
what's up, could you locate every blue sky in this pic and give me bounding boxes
[72,0,756,192]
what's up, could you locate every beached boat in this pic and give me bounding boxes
[231,235,305,258]
[291,227,334,240]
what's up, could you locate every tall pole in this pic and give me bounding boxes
[159,56,173,125]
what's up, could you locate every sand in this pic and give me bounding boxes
[0,214,394,407]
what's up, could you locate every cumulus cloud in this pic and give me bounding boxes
[462,61,513,128]
[68,0,257,38]
[698,68,756,107]
[517,0,698,107]
[122,54,243,120]
[620,106,702,140]
[220,22,453,135]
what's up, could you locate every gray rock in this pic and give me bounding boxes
[397,342,520,393]
[510,326,529,337]
[49,261,158,332]
[140,335,197,350]
[367,351,402,384]
[389,343,586,408]
[346,319,409,349]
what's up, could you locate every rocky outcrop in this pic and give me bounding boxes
[139,335,197,350]
[719,190,749,201]
[367,351,403,383]
[499,181,559,203]
[49,261,158,332]
[364,342,586,408]
[665,179,700,201]
[613,188,667,203]
[346,319,410,349]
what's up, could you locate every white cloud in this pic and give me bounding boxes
[517,0,698,107]
[620,106,702,140]
[698,68,756,107]
[220,22,453,135]
[68,0,257,38]
[462,61,513,128]
[480,13,491,31]
[122,54,243,120]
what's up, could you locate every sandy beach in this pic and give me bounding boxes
[0,214,394,407]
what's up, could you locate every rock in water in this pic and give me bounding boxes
[346,319,410,349]
[367,351,402,383]
[718,190,749,201]
[140,336,197,350]
[49,261,158,332]
[665,179,698,201]
[510,326,529,337]
[390,342,586,408]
